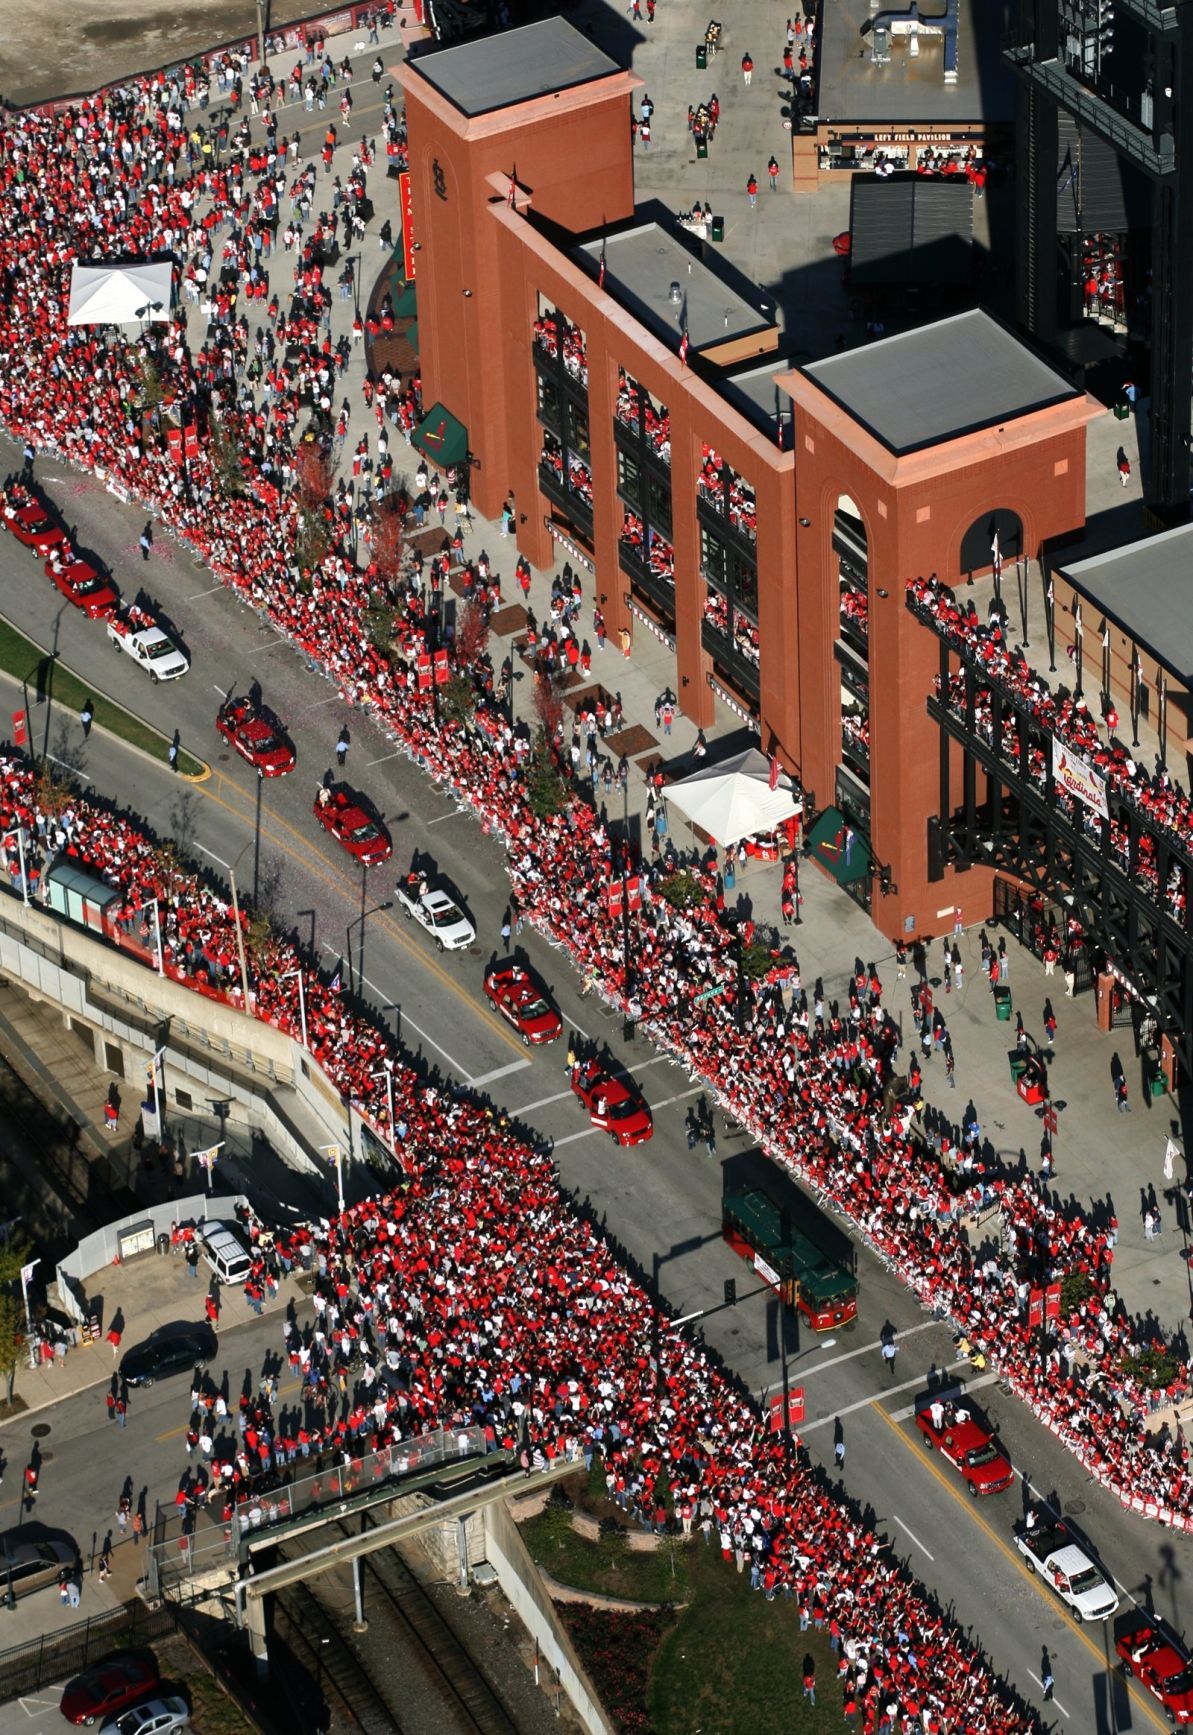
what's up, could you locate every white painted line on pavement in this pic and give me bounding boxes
[189,583,226,599]
[894,1516,935,1562]
[1026,1672,1069,1718]
[366,750,406,766]
[470,1059,530,1088]
[213,683,229,698]
[888,1370,1001,1423]
[552,1127,600,1149]
[800,1360,969,1431]
[512,1084,576,1115]
[428,808,468,824]
[249,637,288,655]
[299,695,342,712]
[651,1086,707,1111]
[320,948,472,1081]
[797,1318,938,1380]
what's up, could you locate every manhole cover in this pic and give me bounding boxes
[1064,1499,1086,1516]
[30,1423,50,1438]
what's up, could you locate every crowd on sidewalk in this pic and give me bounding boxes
[0,25,1182,1730]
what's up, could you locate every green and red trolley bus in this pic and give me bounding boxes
[723,1180,858,1331]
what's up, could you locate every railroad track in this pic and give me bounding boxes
[270,1576,403,1735]
[274,1513,520,1735]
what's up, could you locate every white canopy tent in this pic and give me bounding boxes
[67,260,174,327]
[663,748,802,846]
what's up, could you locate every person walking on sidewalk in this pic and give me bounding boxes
[747,173,758,208]
[741,52,754,85]
[880,1328,898,1377]
[768,155,779,191]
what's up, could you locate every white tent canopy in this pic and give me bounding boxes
[67,260,173,327]
[663,748,802,846]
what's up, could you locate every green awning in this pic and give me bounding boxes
[806,806,871,888]
[412,401,468,468]
[394,279,417,317]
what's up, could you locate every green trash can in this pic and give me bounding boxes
[1113,401,1130,420]
[1010,1054,1028,1084]
[710,214,725,242]
[696,43,707,69]
[993,984,1012,1021]
[1150,1073,1166,1099]
[696,137,709,159]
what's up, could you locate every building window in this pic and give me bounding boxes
[533,297,588,389]
[841,693,870,781]
[618,448,643,509]
[697,445,757,546]
[648,476,673,538]
[615,368,670,463]
[536,370,561,431]
[540,430,564,489]
[566,401,590,462]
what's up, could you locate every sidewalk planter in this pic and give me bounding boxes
[993,985,1012,1021]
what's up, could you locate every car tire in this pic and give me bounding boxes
[921,1433,933,1450]
[1121,1661,1134,1678]
[436,939,444,951]
[522,1033,530,1047]
[257,767,264,780]
[1073,1609,1084,1625]
[403,907,411,919]
[150,670,159,684]
[1024,1557,1035,1574]
[967,1480,979,1498]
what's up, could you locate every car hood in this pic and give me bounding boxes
[1072,1583,1119,1619]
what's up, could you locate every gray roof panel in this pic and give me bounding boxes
[801,310,1077,453]
[410,18,621,118]
[1060,525,1193,684]
[577,224,774,356]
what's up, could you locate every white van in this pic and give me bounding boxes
[199,1220,253,1286]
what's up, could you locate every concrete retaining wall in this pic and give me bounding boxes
[484,1500,614,1735]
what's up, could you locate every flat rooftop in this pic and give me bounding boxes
[409,18,621,118]
[849,174,973,286]
[801,309,1077,455]
[817,0,1016,124]
[714,361,792,440]
[1060,525,1193,685]
[577,224,774,358]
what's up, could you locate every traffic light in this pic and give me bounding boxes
[724,1278,737,1307]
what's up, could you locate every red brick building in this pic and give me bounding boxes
[398,21,1102,941]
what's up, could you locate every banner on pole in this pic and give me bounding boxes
[1052,739,1109,820]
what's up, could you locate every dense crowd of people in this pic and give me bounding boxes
[0,27,1182,1728]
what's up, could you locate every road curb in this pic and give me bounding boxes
[0,605,211,782]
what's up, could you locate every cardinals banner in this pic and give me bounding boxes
[768,754,781,793]
[1051,738,1108,820]
[433,648,449,686]
[768,1388,805,1432]
[416,653,432,692]
[11,710,26,747]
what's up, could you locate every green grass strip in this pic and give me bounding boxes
[0,616,206,777]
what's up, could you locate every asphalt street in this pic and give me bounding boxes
[0,458,1187,1734]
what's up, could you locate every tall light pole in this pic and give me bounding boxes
[254,0,267,66]
[195,841,253,1011]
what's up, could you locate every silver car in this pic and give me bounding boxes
[102,1696,190,1735]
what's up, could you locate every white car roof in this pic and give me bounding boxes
[1048,1544,1097,1576]
[424,889,456,909]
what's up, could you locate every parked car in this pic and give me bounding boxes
[394,872,475,950]
[483,965,562,1044]
[215,696,295,777]
[313,785,392,866]
[119,1324,216,1388]
[0,1534,78,1603]
[570,1060,653,1146]
[107,609,189,681]
[198,1219,252,1286]
[102,1695,190,1735]
[60,1654,160,1725]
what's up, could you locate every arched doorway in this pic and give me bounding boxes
[959,509,1023,579]
[833,494,872,903]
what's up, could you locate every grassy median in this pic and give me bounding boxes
[0,617,206,777]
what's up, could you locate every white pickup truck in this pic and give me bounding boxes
[1014,1518,1119,1623]
[107,610,190,682]
[394,873,476,951]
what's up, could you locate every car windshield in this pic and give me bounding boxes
[1068,1566,1104,1594]
[250,730,281,752]
[607,1097,640,1120]
[349,821,379,842]
[430,902,462,926]
[1163,1668,1193,1694]
[75,574,104,593]
[145,637,177,660]
[966,1443,1000,1467]
[522,995,551,1017]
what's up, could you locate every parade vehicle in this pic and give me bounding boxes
[107,609,190,681]
[216,696,296,776]
[118,1323,216,1388]
[570,1059,654,1145]
[314,784,392,866]
[60,1655,161,1724]
[394,872,475,949]
[913,1389,1014,1495]
[722,1177,858,1331]
[1116,1618,1193,1723]
[3,497,68,558]
[1013,1515,1119,1622]
[45,554,118,618]
[483,964,562,1043]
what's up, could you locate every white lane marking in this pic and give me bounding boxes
[470,1059,531,1088]
[1026,1671,1070,1718]
[551,1127,600,1149]
[889,1370,1002,1422]
[188,583,226,599]
[299,694,342,712]
[249,637,288,655]
[651,1086,707,1111]
[428,808,468,824]
[512,1084,576,1115]
[796,1318,938,1380]
[366,750,406,766]
[894,1515,935,1561]
[320,948,473,1081]
[800,1360,969,1431]
[213,683,229,698]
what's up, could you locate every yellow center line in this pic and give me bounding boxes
[869,1400,1169,1733]
[193,768,526,1059]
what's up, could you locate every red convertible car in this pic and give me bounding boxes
[45,554,118,618]
[1117,1619,1193,1724]
[60,1652,160,1724]
[914,1392,1013,1495]
[217,697,296,777]
[484,965,562,1045]
[4,498,68,558]
[314,785,392,866]
[570,1060,653,1146]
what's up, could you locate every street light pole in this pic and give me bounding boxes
[254,0,266,66]
[196,842,253,1011]
[621,779,634,1044]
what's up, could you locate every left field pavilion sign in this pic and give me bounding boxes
[400,171,416,282]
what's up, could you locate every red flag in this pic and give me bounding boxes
[776,417,784,450]
[678,330,689,367]
[768,754,781,792]
[508,174,517,208]
[598,246,606,290]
